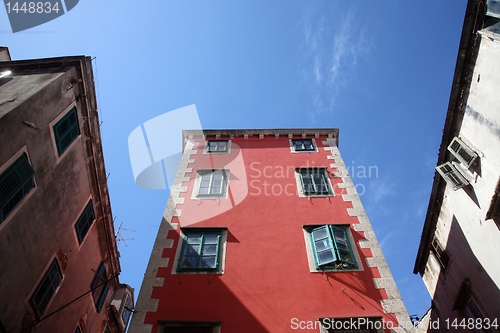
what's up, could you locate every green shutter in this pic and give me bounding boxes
[0,153,34,221]
[310,226,337,268]
[54,107,80,155]
[329,225,357,268]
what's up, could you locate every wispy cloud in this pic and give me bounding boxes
[299,3,371,121]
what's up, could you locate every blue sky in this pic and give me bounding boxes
[1,0,468,319]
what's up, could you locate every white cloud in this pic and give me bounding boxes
[299,3,370,120]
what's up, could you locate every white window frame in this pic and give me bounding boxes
[289,138,319,153]
[203,140,231,154]
[192,169,230,199]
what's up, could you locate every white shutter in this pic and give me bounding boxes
[436,162,469,191]
[447,137,477,168]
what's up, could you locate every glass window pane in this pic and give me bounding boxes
[204,233,219,244]
[202,244,217,255]
[200,256,216,268]
[198,187,209,195]
[201,173,212,180]
[180,256,199,268]
[211,187,222,194]
[186,234,202,244]
[315,239,332,252]
[317,250,335,265]
[218,142,227,151]
[312,228,328,241]
[185,244,200,255]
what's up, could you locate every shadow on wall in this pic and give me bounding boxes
[430,215,500,329]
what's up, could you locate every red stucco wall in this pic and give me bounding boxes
[144,135,397,332]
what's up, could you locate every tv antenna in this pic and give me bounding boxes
[115,220,136,247]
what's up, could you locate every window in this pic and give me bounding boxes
[298,168,332,195]
[447,137,478,168]
[465,296,493,333]
[292,139,315,152]
[431,236,449,270]
[122,296,132,327]
[53,107,80,156]
[177,230,222,272]
[30,259,62,317]
[91,262,109,313]
[206,140,229,153]
[75,200,95,244]
[309,225,357,269]
[1,153,34,221]
[436,162,469,191]
[196,170,228,197]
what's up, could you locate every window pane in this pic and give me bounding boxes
[333,231,349,252]
[200,256,217,268]
[202,244,217,255]
[317,250,336,265]
[211,186,222,194]
[198,187,209,195]
[312,227,329,241]
[204,234,219,244]
[218,142,227,151]
[186,234,202,244]
[315,239,332,252]
[185,244,200,255]
[180,256,199,268]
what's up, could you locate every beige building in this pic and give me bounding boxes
[414,0,500,330]
[0,48,133,333]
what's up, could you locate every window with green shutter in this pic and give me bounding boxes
[177,230,222,272]
[75,200,95,244]
[53,107,80,156]
[30,259,62,317]
[0,153,35,222]
[310,225,357,269]
[91,262,109,312]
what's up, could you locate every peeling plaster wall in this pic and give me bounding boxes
[422,33,500,323]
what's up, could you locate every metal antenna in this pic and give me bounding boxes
[115,221,136,247]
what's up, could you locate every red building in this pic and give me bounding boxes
[130,129,410,333]
[0,49,133,333]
